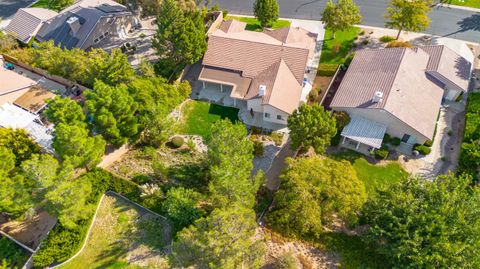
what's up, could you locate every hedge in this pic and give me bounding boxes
[32,169,150,268]
[375,145,389,160]
[414,144,431,155]
[458,93,480,179]
[317,64,339,76]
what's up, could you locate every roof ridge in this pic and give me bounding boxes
[19,8,43,22]
[265,59,299,105]
[382,48,407,109]
[210,33,310,52]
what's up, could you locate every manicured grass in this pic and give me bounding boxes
[58,193,170,269]
[178,100,239,138]
[31,0,63,11]
[0,236,30,268]
[224,16,291,32]
[330,151,408,197]
[445,0,480,8]
[320,27,360,64]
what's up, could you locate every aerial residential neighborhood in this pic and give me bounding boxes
[0,0,479,268]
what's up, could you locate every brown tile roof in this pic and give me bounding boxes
[331,47,444,139]
[199,66,252,99]
[219,19,246,33]
[14,86,56,114]
[420,45,471,92]
[5,8,57,43]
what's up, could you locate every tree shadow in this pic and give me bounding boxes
[444,14,480,37]
[455,56,472,81]
[167,162,209,191]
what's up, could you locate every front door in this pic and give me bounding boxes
[401,134,411,143]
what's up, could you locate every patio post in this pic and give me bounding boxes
[356,141,360,149]
[220,84,223,92]
[202,81,206,89]
[234,98,236,107]
[342,136,346,144]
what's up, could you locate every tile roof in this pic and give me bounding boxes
[5,8,58,43]
[420,45,471,92]
[201,21,316,114]
[331,47,444,139]
[0,64,37,96]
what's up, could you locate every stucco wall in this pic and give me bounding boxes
[247,98,262,113]
[263,105,288,125]
[335,107,431,144]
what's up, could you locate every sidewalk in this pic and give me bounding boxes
[265,140,296,190]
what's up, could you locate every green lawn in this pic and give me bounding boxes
[30,0,63,11]
[224,16,291,32]
[320,27,360,64]
[330,151,408,197]
[178,100,239,138]
[59,193,171,269]
[0,236,30,268]
[445,0,480,8]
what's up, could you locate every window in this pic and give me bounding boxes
[277,115,284,120]
[401,134,411,143]
[264,112,270,118]
[94,37,99,43]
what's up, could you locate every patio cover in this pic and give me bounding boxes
[341,116,387,149]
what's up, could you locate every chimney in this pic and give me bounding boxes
[372,91,383,103]
[258,85,266,97]
[66,17,81,35]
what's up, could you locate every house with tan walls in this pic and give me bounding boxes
[330,45,472,155]
[195,19,318,131]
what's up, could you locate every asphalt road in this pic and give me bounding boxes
[0,0,36,19]
[211,0,480,42]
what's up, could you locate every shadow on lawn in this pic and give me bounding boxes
[94,195,171,269]
[208,104,239,123]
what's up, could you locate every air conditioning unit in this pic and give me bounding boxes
[372,91,383,103]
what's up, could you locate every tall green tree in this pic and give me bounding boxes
[53,123,106,169]
[153,0,207,77]
[385,0,431,40]
[253,0,280,27]
[268,156,367,238]
[207,119,261,208]
[321,0,362,38]
[85,80,139,146]
[363,174,480,268]
[162,187,203,231]
[172,205,265,269]
[0,128,41,165]
[44,96,86,126]
[287,104,337,154]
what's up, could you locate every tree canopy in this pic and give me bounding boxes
[363,174,480,268]
[206,119,261,208]
[153,0,207,77]
[44,96,86,126]
[385,0,431,39]
[268,156,367,238]
[322,0,362,37]
[85,80,139,146]
[162,187,203,232]
[0,128,41,165]
[172,205,265,269]
[253,0,280,27]
[287,104,337,154]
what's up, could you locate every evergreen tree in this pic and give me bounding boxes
[44,96,86,126]
[253,0,280,27]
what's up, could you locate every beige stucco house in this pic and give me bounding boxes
[330,45,471,154]
[196,19,317,130]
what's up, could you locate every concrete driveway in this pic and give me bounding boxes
[0,0,36,19]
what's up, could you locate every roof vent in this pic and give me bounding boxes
[372,91,383,103]
[66,17,81,35]
[259,85,266,97]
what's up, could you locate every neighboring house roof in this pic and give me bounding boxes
[330,47,445,139]
[419,45,471,92]
[5,8,58,43]
[14,87,56,114]
[200,20,317,114]
[36,0,131,49]
[0,64,37,96]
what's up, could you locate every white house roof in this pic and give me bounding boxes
[341,116,387,149]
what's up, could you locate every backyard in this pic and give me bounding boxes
[0,236,30,268]
[224,16,291,32]
[177,100,239,138]
[330,150,408,197]
[58,193,171,269]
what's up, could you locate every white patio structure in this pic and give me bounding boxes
[340,116,386,155]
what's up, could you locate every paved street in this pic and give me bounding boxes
[0,0,36,19]
[211,0,480,42]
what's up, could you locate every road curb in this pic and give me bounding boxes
[435,3,480,13]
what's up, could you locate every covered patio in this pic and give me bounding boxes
[340,116,386,155]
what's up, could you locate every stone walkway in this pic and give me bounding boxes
[264,140,296,190]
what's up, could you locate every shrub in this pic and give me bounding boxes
[375,145,389,160]
[274,252,298,269]
[308,88,319,102]
[253,140,264,157]
[447,129,453,136]
[383,133,391,144]
[359,30,365,35]
[171,136,184,148]
[414,144,431,155]
[386,41,412,48]
[344,52,355,66]
[139,33,146,38]
[317,64,339,76]
[187,138,196,151]
[379,35,396,43]
[132,174,151,185]
[424,140,433,147]
[391,137,401,146]
[362,39,369,45]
